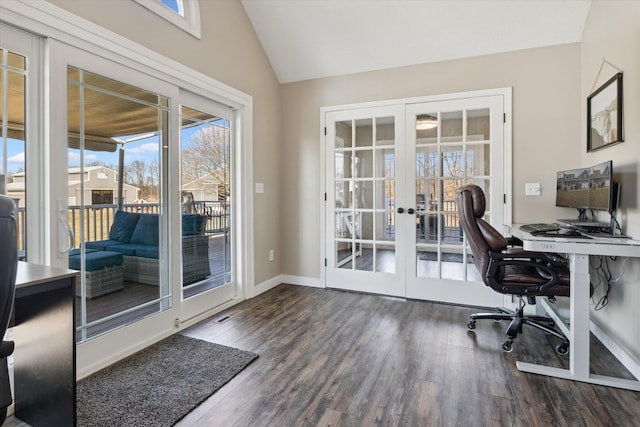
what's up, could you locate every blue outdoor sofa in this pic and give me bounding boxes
[83,210,211,286]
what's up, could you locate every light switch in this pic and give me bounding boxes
[255,182,265,194]
[525,182,541,196]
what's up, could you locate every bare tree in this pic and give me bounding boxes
[124,159,159,200]
[182,125,230,200]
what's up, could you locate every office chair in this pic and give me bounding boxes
[0,195,18,423]
[456,185,570,353]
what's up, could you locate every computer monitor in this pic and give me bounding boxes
[556,160,616,224]
[588,160,613,211]
[556,167,590,214]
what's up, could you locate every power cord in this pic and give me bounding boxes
[590,255,628,310]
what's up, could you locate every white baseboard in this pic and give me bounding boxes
[253,274,324,298]
[253,275,285,297]
[591,320,640,381]
[279,274,324,288]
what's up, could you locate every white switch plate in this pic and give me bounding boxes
[255,183,265,194]
[525,182,541,196]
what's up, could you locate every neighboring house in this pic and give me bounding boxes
[8,166,139,207]
[181,173,227,202]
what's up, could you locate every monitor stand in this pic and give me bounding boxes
[557,208,609,229]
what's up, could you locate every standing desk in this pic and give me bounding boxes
[507,225,640,391]
[13,262,77,426]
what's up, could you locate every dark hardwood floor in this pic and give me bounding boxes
[176,284,640,427]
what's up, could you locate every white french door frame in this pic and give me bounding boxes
[2,0,255,378]
[321,88,513,303]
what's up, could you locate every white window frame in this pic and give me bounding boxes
[134,0,201,39]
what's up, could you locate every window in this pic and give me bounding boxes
[91,190,113,205]
[133,0,201,39]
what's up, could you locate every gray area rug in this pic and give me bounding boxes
[77,334,258,426]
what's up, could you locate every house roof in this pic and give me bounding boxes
[241,0,592,83]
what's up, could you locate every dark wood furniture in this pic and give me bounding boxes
[13,262,77,427]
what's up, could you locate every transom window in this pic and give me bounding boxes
[134,0,201,39]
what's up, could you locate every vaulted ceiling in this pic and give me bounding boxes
[241,0,592,84]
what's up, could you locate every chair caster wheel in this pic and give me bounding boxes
[501,340,514,353]
[467,320,476,330]
[556,342,569,355]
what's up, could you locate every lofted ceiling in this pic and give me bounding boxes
[241,0,592,84]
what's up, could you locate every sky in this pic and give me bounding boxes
[5,121,220,175]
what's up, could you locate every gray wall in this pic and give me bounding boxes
[580,1,640,363]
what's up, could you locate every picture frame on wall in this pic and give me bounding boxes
[587,72,623,152]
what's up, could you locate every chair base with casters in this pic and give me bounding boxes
[456,184,572,355]
[466,296,569,354]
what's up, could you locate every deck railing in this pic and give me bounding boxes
[16,201,229,252]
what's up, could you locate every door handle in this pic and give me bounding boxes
[397,207,404,213]
[58,200,75,256]
[407,208,415,214]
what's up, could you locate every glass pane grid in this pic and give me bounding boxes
[415,107,493,282]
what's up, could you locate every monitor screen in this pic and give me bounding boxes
[556,167,590,209]
[589,160,613,211]
[556,160,614,213]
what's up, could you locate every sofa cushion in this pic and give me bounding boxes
[182,214,207,236]
[135,246,160,259]
[130,214,159,246]
[108,210,140,243]
[69,248,97,257]
[86,240,124,251]
[106,244,148,257]
[69,250,123,271]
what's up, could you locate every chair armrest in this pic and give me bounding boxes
[486,250,566,293]
[0,341,14,358]
[506,236,523,247]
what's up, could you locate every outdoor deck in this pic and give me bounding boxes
[76,235,230,341]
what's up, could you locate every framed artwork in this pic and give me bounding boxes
[587,73,623,152]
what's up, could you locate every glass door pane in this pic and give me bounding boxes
[406,98,504,306]
[180,105,232,299]
[68,66,170,342]
[1,47,27,259]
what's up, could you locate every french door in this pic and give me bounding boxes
[325,92,509,306]
[325,106,406,296]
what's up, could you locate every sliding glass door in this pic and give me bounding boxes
[179,92,236,319]
[0,23,43,263]
[67,65,172,342]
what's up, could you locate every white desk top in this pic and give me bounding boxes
[506,224,640,257]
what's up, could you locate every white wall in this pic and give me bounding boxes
[581,1,640,364]
[281,43,582,279]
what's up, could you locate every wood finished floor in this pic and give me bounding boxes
[174,284,640,427]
